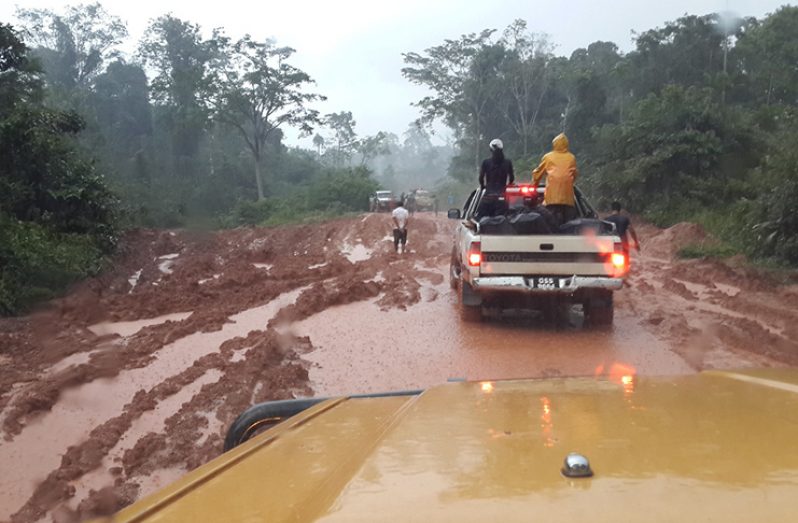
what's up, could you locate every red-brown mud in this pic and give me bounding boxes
[0,213,796,522]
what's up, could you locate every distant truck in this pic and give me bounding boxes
[407,189,436,213]
[448,184,628,324]
[369,190,396,212]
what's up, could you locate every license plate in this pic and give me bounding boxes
[531,277,560,289]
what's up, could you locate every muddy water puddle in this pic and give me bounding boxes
[0,288,306,519]
[88,311,193,338]
[66,369,222,510]
[342,243,373,263]
[293,274,693,397]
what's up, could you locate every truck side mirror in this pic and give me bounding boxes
[447,209,461,220]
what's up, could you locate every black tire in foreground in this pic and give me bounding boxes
[223,398,324,452]
[224,390,423,452]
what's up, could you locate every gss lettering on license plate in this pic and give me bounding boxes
[534,277,558,289]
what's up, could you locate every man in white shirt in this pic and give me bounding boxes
[391,200,410,253]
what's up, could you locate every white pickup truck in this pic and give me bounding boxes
[448,184,628,325]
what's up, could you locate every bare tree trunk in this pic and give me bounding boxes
[254,157,265,200]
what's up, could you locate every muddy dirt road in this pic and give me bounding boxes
[1,213,797,522]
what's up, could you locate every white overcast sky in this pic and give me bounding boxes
[2,0,793,146]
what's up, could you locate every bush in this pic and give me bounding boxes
[223,168,378,227]
[677,243,738,259]
[0,214,106,314]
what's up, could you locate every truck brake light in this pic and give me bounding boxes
[611,242,628,274]
[467,242,482,267]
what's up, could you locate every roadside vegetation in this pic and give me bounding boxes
[403,9,798,266]
[3,4,797,314]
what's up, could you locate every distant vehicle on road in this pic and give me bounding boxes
[407,189,435,213]
[448,183,627,324]
[369,190,396,212]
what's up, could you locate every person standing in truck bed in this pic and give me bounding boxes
[604,201,640,256]
[478,138,514,217]
[531,133,579,226]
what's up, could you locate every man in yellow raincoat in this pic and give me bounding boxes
[531,133,579,226]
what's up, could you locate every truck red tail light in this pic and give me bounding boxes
[611,253,626,269]
[467,242,482,267]
[611,242,628,275]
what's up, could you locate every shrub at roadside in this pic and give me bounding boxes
[224,168,378,227]
[0,23,118,315]
[0,215,106,315]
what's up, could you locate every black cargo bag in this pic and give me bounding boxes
[559,218,615,235]
[478,215,515,235]
[509,212,553,235]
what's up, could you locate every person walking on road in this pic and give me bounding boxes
[392,200,410,254]
[531,133,579,226]
[604,201,640,256]
[478,138,514,217]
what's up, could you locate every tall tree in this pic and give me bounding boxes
[497,20,553,155]
[323,111,357,167]
[138,15,216,178]
[16,2,127,92]
[402,29,496,170]
[213,35,324,199]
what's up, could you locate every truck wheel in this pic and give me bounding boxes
[460,281,482,322]
[449,249,460,289]
[586,290,614,327]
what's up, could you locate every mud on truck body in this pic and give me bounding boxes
[448,184,628,324]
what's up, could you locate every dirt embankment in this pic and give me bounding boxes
[0,213,796,522]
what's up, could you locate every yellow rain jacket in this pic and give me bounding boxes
[531,133,579,206]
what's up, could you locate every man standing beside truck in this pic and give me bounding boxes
[604,201,640,257]
[531,133,579,226]
[478,139,514,217]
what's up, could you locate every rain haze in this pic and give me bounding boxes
[2,0,791,144]
[5,0,798,520]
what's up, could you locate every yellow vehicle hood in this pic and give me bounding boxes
[114,369,798,522]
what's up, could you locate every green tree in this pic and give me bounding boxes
[213,35,324,199]
[734,7,798,106]
[16,2,127,93]
[402,29,496,170]
[138,15,216,179]
[0,23,117,314]
[323,111,357,167]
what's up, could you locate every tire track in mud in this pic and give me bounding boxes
[1,213,796,521]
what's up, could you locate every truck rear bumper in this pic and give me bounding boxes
[471,275,623,294]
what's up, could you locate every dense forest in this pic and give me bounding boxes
[2,3,797,314]
[403,10,798,264]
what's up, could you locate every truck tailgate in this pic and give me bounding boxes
[480,235,616,276]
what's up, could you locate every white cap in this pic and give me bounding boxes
[489,138,503,151]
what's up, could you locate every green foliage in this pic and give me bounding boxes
[590,85,756,212]
[0,22,117,315]
[0,214,106,314]
[224,168,378,227]
[746,122,798,264]
[677,243,738,260]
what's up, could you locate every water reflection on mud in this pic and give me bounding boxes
[293,278,692,398]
